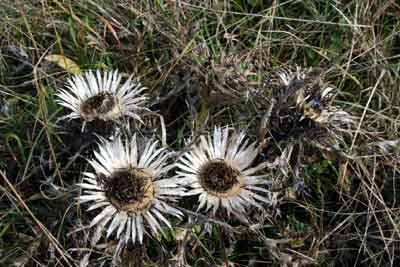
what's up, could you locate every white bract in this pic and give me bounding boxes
[78,136,184,247]
[176,127,273,221]
[56,70,147,127]
[277,66,310,87]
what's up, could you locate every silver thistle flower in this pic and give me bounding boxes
[276,67,355,130]
[176,127,273,221]
[258,67,357,185]
[78,136,184,248]
[56,70,147,126]
[261,67,355,146]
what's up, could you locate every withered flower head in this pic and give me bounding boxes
[176,127,273,221]
[56,70,147,128]
[78,136,184,247]
[264,67,355,144]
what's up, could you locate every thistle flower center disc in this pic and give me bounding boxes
[199,160,241,195]
[100,167,155,214]
[80,92,118,120]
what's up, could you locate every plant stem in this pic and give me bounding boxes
[219,225,229,267]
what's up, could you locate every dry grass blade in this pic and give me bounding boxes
[1,170,76,267]
[1,0,399,266]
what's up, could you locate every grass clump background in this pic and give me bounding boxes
[1,0,400,266]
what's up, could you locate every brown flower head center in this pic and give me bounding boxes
[81,92,117,118]
[199,160,240,193]
[99,167,155,213]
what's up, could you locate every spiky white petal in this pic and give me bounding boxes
[175,127,273,219]
[78,135,183,247]
[56,70,147,125]
[277,66,310,86]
